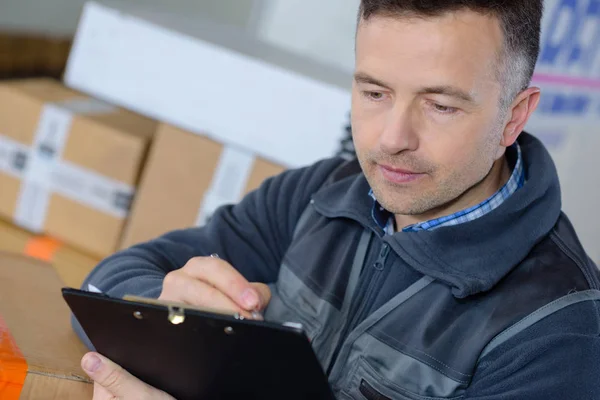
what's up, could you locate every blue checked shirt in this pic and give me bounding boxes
[371,143,525,235]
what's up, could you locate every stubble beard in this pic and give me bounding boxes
[357,128,502,217]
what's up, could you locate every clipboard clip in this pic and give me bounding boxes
[124,295,190,325]
[167,305,186,325]
[123,295,256,326]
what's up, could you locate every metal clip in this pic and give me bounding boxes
[168,305,186,325]
[233,312,245,320]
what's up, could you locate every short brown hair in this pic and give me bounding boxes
[359,0,544,107]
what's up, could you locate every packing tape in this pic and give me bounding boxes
[24,236,62,263]
[51,159,134,219]
[0,314,27,400]
[0,136,28,181]
[14,103,73,232]
[195,146,255,226]
[0,97,134,233]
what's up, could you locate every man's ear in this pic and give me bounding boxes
[501,87,541,147]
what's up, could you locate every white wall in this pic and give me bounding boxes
[0,0,259,36]
[256,0,360,73]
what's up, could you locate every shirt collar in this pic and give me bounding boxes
[370,142,525,233]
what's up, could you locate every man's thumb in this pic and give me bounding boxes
[82,352,174,399]
[82,353,132,394]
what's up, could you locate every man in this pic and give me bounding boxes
[76,1,600,399]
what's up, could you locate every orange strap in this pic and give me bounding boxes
[0,315,27,399]
[24,236,62,263]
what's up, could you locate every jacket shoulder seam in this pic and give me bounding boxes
[549,230,598,290]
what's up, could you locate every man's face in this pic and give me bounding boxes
[352,10,508,217]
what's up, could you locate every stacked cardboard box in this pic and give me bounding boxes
[0,252,93,399]
[121,124,286,247]
[0,218,99,288]
[0,78,157,258]
[60,1,352,249]
[64,1,352,170]
[0,78,288,259]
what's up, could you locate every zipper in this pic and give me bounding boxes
[360,379,392,400]
[326,242,390,375]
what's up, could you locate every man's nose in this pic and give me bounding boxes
[378,106,418,155]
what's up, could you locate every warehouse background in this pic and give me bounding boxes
[0,0,598,273]
[0,2,597,395]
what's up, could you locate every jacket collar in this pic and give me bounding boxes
[312,133,562,298]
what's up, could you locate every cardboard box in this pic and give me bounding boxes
[121,124,286,248]
[0,218,99,289]
[0,78,157,258]
[0,252,93,399]
[64,1,352,169]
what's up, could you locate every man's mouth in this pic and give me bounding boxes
[378,164,426,184]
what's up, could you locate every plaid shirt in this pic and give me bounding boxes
[371,143,525,235]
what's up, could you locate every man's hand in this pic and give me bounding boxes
[160,256,271,318]
[82,352,174,400]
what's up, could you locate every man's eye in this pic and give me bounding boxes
[363,91,385,101]
[432,103,457,114]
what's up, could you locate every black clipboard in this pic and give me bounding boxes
[62,288,335,400]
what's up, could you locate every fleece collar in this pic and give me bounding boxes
[312,133,562,298]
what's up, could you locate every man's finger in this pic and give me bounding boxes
[250,282,272,309]
[160,275,257,318]
[182,257,261,311]
[82,352,172,399]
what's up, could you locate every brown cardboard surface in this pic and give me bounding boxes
[45,195,124,258]
[0,83,44,146]
[120,124,221,247]
[50,245,99,291]
[0,252,93,399]
[87,108,157,142]
[63,117,150,183]
[0,219,31,254]
[0,219,99,289]
[121,124,286,248]
[3,78,81,103]
[245,158,286,195]
[19,374,92,399]
[0,78,157,258]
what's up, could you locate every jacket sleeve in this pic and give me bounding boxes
[464,299,600,399]
[73,157,343,347]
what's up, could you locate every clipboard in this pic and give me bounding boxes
[62,288,335,400]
